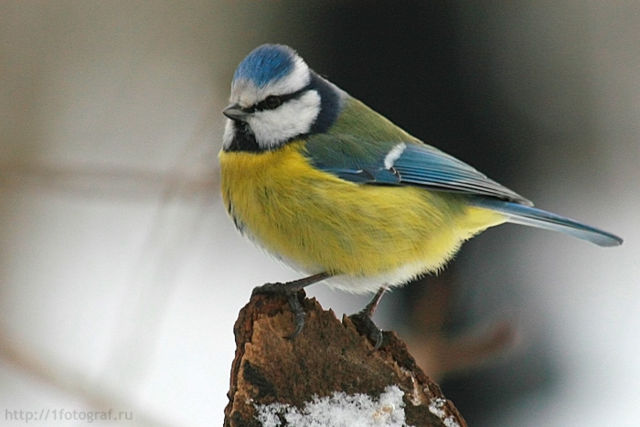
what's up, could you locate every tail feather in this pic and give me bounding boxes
[470,199,623,247]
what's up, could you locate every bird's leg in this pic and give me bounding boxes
[349,286,387,350]
[252,272,331,339]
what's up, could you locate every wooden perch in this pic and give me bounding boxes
[225,291,466,426]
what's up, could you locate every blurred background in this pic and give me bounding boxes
[1,1,638,426]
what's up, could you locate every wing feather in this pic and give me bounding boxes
[305,135,531,205]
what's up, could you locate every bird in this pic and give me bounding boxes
[218,44,622,348]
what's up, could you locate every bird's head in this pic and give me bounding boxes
[222,44,342,152]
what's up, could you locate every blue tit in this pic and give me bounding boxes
[219,44,622,346]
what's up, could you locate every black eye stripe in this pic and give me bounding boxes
[245,84,311,113]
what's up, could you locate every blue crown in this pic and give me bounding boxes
[233,44,298,88]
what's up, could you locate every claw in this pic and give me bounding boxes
[251,272,330,340]
[252,281,287,296]
[252,283,306,339]
[349,311,385,350]
[349,287,387,350]
[286,292,306,339]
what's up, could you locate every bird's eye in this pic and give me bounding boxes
[264,95,283,110]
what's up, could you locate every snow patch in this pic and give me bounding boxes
[428,397,460,427]
[255,385,411,426]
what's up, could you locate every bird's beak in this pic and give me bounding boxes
[223,104,249,121]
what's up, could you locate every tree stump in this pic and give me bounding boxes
[225,291,466,426]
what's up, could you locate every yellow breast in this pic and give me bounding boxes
[219,142,504,291]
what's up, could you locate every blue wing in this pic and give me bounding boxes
[305,135,532,204]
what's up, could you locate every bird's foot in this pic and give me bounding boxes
[349,310,385,350]
[252,282,306,339]
[251,272,331,340]
[348,287,387,350]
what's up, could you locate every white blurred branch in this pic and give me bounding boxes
[0,162,219,200]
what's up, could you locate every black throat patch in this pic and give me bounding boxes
[226,120,261,152]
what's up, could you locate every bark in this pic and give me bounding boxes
[225,291,466,426]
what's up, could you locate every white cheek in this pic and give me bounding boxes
[248,90,321,149]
